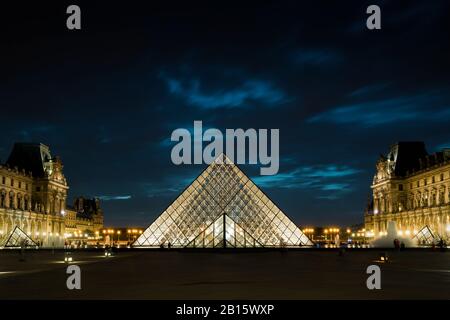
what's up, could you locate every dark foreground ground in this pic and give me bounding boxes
[0,249,449,299]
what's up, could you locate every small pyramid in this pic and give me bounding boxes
[413,225,436,245]
[134,154,313,248]
[0,226,37,248]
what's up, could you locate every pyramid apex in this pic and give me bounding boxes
[213,153,234,165]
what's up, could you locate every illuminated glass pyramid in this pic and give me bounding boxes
[134,154,313,248]
[0,226,37,248]
[413,225,436,246]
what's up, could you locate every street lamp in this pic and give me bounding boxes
[117,230,121,247]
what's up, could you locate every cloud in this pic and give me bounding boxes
[143,173,198,198]
[308,93,450,127]
[163,76,287,109]
[252,164,360,197]
[349,83,391,97]
[97,195,132,201]
[435,142,450,151]
[320,183,351,191]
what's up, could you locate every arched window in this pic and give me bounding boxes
[17,194,22,210]
[439,187,445,205]
[9,191,14,209]
[0,190,5,208]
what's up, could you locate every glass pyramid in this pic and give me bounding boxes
[0,226,37,248]
[413,225,436,246]
[133,154,313,248]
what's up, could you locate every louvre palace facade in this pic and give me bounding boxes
[0,143,103,247]
[365,142,450,240]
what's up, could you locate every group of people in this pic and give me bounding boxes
[160,242,172,249]
[393,238,406,250]
[432,239,447,251]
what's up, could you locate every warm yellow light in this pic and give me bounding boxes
[102,230,106,234]
[139,230,143,234]
[117,231,121,235]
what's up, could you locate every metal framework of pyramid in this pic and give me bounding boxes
[133,154,313,248]
[0,226,37,248]
[413,225,436,246]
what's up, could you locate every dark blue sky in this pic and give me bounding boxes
[1,0,449,227]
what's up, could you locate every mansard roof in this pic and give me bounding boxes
[5,142,52,178]
[386,141,428,177]
[381,141,450,177]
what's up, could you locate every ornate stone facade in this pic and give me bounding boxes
[65,197,104,238]
[0,143,104,247]
[365,142,450,240]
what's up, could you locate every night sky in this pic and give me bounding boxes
[1,1,450,227]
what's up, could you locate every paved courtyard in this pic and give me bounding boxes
[0,249,449,299]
